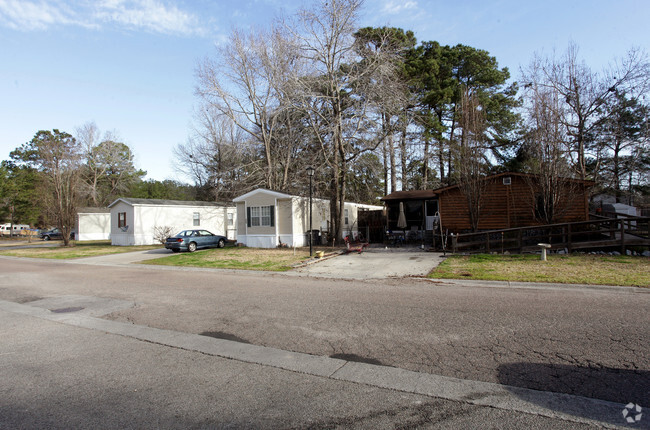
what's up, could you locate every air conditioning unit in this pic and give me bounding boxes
[503,177,512,186]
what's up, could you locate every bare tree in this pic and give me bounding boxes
[521,85,579,224]
[175,110,261,200]
[76,122,102,205]
[11,130,82,246]
[454,88,488,231]
[521,43,649,180]
[196,24,301,191]
[286,0,400,241]
[76,122,144,206]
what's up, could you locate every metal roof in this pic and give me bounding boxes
[108,198,231,208]
[381,190,437,201]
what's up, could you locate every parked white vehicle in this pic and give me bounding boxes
[0,223,31,236]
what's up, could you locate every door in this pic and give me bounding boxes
[425,200,439,231]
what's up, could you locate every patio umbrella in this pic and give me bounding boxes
[397,202,407,229]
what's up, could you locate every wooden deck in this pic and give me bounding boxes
[442,216,650,254]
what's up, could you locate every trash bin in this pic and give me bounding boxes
[308,229,321,246]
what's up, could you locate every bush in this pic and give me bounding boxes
[153,226,175,244]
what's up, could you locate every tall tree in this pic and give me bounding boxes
[288,0,398,241]
[520,85,579,224]
[129,179,199,201]
[354,27,416,193]
[175,111,262,201]
[412,43,519,186]
[591,91,649,203]
[11,130,82,246]
[454,88,489,231]
[521,43,649,180]
[76,122,146,206]
[0,161,42,228]
[196,23,301,191]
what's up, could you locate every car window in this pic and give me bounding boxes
[200,230,211,236]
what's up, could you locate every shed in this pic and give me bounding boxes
[108,198,236,246]
[76,208,111,241]
[233,189,382,248]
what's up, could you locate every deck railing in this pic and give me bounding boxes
[446,216,650,254]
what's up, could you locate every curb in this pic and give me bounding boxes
[425,277,650,293]
[0,298,632,429]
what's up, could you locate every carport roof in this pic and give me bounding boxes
[381,190,437,201]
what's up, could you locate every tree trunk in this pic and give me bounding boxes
[400,124,408,190]
[422,135,430,190]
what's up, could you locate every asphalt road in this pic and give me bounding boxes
[0,255,648,428]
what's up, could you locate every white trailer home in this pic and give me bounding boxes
[76,208,111,241]
[0,223,31,236]
[108,198,236,246]
[233,188,382,248]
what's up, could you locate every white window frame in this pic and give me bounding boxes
[250,207,260,227]
[118,212,127,228]
[250,206,272,227]
[193,212,200,226]
[227,212,234,226]
[344,208,349,225]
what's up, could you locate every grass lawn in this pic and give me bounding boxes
[0,240,161,259]
[141,246,315,271]
[430,253,650,287]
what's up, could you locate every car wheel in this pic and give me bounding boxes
[43,236,50,241]
[217,239,225,248]
[188,242,197,252]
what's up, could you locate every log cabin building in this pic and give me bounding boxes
[381,172,592,236]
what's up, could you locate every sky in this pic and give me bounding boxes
[1,0,648,182]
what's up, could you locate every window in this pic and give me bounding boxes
[261,206,271,226]
[250,207,260,226]
[227,213,234,226]
[118,212,126,228]
[193,212,200,226]
[247,206,274,227]
[344,208,349,225]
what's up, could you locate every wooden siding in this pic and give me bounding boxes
[439,175,589,233]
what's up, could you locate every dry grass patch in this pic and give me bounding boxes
[141,246,316,271]
[0,241,161,259]
[430,254,650,287]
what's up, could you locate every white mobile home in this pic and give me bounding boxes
[0,223,30,236]
[76,208,111,241]
[233,188,382,248]
[108,198,236,246]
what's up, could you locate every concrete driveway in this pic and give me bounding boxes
[292,248,445,279]
[67,246,444,279]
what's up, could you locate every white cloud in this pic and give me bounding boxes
[94,0,204,36]
[0,0,83,30]
[381,0,418,15]
[0,0,204,36]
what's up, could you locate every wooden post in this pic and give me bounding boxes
[567,224,572,253]
[451,234,457,253]
[620,221,626,254]
[486,233,490,253]
[517,229,523,254]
